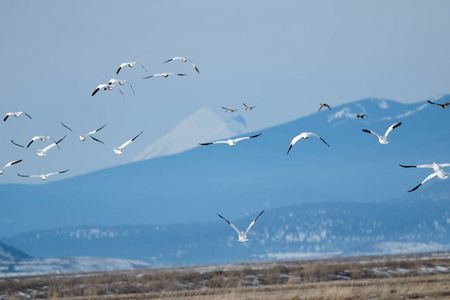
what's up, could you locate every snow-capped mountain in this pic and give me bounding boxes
[0,96,448,237]
[135,106,246,161]
[4,194,450,266]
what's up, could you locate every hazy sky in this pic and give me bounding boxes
[1,0,450,183]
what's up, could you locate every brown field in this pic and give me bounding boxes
[2,252,450,299]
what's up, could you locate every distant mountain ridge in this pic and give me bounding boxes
[4,195,450,266]
[0,96,449,237]
[0,240,31,263]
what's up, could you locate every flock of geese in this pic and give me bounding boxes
[2,56,449,243]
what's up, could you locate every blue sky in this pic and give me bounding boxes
[1,0,450,183]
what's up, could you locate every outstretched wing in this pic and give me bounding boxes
[384,122,402,137]
[118,131,143,149]
[234,133,262,143]
[245,209,265,234]
[217,214,241,236]
[3,159,22,169]
[18,174,38,178]
[308,132,330,147]
[42,135,66,152]
[11,140,25,148]
[188,60,200,73]
[362,129,380,138]
[46,169,69,177]
[408,172,438,192]
[86,124,106,136]
[137,63,147,72]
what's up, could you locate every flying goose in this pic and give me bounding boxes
[427,99,450,108]
[362,122,402,144]
[318,103,331,111]
[163,57,200,73]
[199,133,262,146]
[116,62,147,74]
[11,135,66,157]
[399,162,450,192]
[90,131,143,154]
[108,79,135,95]
[0,159,22,174]
[61,123,105,141]
[287,132,330,154]
[18,169,68,180]
[143,73,186,79]
[91,84,124,98]
[356,114,368,119]
[222,107,237,113]
[217,210,265,243]
[27,136,58,149]
[4,112,32,122]
[243,103,256,111]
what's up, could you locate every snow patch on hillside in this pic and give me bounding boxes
[0,257,150,277]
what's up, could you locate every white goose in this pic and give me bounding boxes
[199,133,262,146]
[91,84,124,98]
[27,136,57,149]
[217,210,265,243]
[362,122,402,144]
[0,159,22,174]
[61,122,105,141]
[18,169,68,180]
[11,135,66,157]
[400,162,450,192]
[287,132,330,154]
[143,73,186,79]
[108,79,135,95]
[4,111,32,122]
[164,57,200,73]
[116,62,147,74]
[91,131,143,154]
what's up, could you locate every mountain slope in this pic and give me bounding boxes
[5,195,450,266]
[0,96,449,237]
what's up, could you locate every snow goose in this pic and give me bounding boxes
[108,79,135,95]
[143,73,186,79]
[116,62,147,74]
[4,111,32,122]
[61,123,105,141]
[362,122,402,144]
[199,133,262,146]
[399,162,450,192]
[217,210,265,243]
[27,136,58,149]
[18,169,68,180]
[0,159,22,174]
[11,135,66,157]
[287,132,330,154]
[90,131,143,155]
[91,84,124,98]
[163,57,200,73]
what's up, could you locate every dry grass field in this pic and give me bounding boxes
[2,252,450,299]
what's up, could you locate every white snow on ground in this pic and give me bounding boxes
[135,106,245,161]
[264,252,342,260]
[368,241,449,255]
[0,257,150,277]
